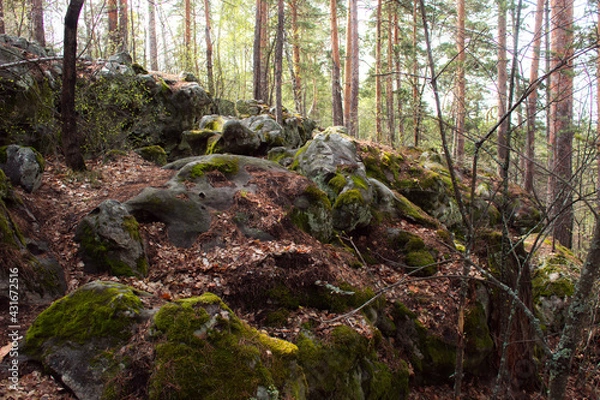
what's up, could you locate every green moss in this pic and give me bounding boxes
[328,173,347,194]
[122,215,141,241]
[137,145,167,166]
[333,189,365,208]
[264,308,290,327]
[289,143,309,170]
[25,281,143,357]
[350,174,369,191]
[464,302,493,369]
[187,155,239,179]
[149,294,299,400]
[532,260,576,299]
[394,194,439,228]
[405,250,437,276]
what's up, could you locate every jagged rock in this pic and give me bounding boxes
[24,281,150,400]
[221,119,262,155]
[0,145,44,193]
[75,200,148,277]
[293,127,373,232]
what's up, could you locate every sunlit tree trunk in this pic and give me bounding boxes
[549,0,574,249]
[330,0,344,126]
[412,0,420,146]
[184,0,192,70]
[375,0,383,142]
[62,0,86,171]
[148,0,158,70]
[31,0,45,46]
[497,0,509,178]
[524,0,545,193]
[394,8,403,144]
[204,0,214,94]
[455,0,466,164]
[119,0,128,52]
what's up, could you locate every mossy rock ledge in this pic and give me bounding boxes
[24,281,149,400]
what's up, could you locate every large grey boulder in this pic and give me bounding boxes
[74,200,148,277]
[0,145,44,193]
[293,127,373,232]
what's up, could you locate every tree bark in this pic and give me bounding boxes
[62,0,86,172]
[330,0,344,126]
[108,0,118,52]
[31,0,45,47]
[289,0,304,115]
[386,1,395,146]
[184,0,192,70]
[204,0,214,95]
[548,214,600,399]
[375,0,383,142]
[148,0,158,70]
[253,0,269,102]
[119,0,128,52]
[497,0,509,178]
[412,0,420,146]
[0,0,5,35]
[274,0,284,124]
[343,0,359,137]
[524,0,545,193]
[455,0,466,164]
[549,0,574,248]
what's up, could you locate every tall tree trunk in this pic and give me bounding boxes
[548,214,600,398]
[497,0,509,178]
[31,0,45,47]
[62,0,86,172]
[330,0,344,126]
[386,1,395,146]
[343,0,359,136]
[108,0,118,52]
[549,0,574,248]
[412,0,420,146]
[253,0,269,102]
[393,7,403,144]
[375,0,383,142]
[274,0,284,124]
[455,0,466,164]
[290,0,304,115]
[524,0,545,193]
[0,0,5,35]
[184,0,192,70]
[119,0,128,52]
[204,0,215,95]
[148,0,158,70]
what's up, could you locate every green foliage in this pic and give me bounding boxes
[75,75,152,156]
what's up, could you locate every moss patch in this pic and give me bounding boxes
[149,293,301,400]
[24,281,144,357]
[187,155,239,179]
[136,145,168,166]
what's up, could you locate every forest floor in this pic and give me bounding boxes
[0,152,598,400]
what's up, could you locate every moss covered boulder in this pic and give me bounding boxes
[297,325,409,399]
[24,281,149,400]
[292,128,373,232]
[135,145,168,166]
[290,183,333,242]
[388,229,439,276]
[148,293,306,400]
[75,199,148,277]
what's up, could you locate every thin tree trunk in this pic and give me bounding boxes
[31,0,45,47]
[330,0,344,126]
[394,8,403,144]
[412,0,420,146]
[375,0,383,142]
[0,0,5,35]
[343,0,353,129]
[549,0,574,249]
[497,0,509,178]
[290,0,304,115]
[455,0,466,164]
[148,0,158,70]
[274,0,284,124]
[524,0,545,193]
[184,0,192,70]
[62,0,86,172]
[119,0,128,52]
[253,0,269,102]
[204,0,214,95]
[386,2,395,146]
[349,0,359,137]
